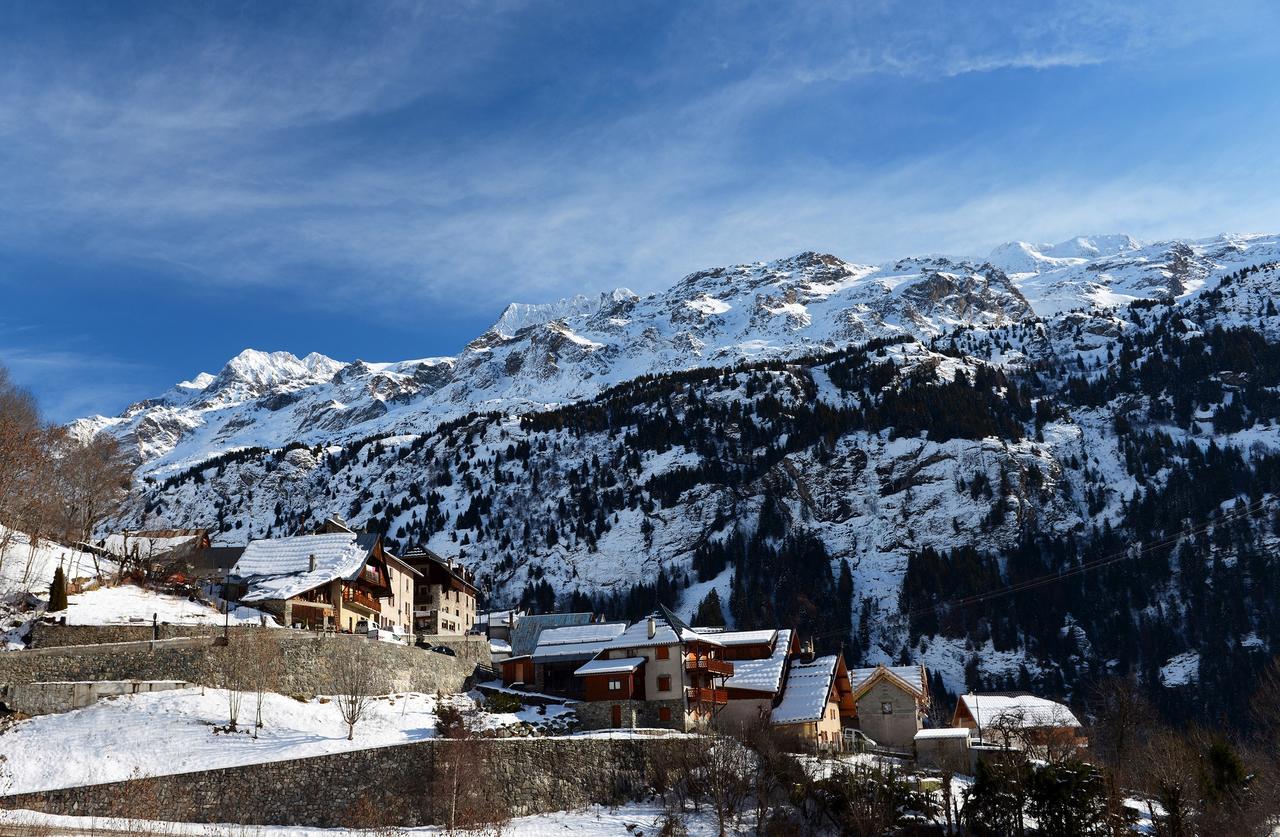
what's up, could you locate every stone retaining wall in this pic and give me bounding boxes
[0,631,490,697]
[0,679,192,715]
[0,737,701,828]
[29,622,248,648]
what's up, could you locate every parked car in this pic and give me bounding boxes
[367,626,407,644]
[842,728,878,753]
[427,645,457,657]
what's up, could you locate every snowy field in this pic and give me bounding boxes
[0,524,109,600]
[47,583,275,627]
[0,688,574,794]
[0,802,730,836]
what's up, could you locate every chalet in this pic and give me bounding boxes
[399,546,478,636]
[500,621,627,698]
[228,531,398,632]
[847,664,930,749]
[314,516,420,638]
[952,693,1087,755]
[710,628,799,730]
[573,607,733,731]
[771,654,857,752]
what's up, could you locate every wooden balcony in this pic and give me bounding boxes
[686,687,728,705]
[341,586,380,613]
[685,657,734,677]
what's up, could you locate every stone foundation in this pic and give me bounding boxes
[575,697,688,731]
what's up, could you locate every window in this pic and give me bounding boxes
[658,707,672,722]
[657,675,671,692]
[608,679,623,691]
[830,708,837,720]
[655,646,669,660]
[881,701,894,715]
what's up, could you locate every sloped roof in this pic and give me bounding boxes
[850,664,928,701]
[231,532,375,602]
[772,654,839,725]
[575,657,646,676]
[708,629,778,648]
[602,610,725,652]
[509,613,594,657]
[724,629,791,695]
[958,694,1081,729]
[532,622,628,664]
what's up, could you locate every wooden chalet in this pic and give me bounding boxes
[228,530,397,632]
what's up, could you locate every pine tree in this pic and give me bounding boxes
[693,588,726,627]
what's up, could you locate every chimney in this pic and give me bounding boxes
[647,615,656,640]
[801,639,815,663]
[308,554,317,572]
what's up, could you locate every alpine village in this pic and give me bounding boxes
[4,3,1280,836]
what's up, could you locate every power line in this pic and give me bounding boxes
[903,496,1272,622]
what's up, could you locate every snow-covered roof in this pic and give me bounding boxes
[709,629,777,647]
[725,629,791,695]
[574,657,646,676]
[850,664,927,698]
[508,613,594,657]
[772,655,839,725]
[958,694,1081,729]
[531,622,628,664]
[915,728,970,740]
[602,612,725,652]
[232,533,374,602]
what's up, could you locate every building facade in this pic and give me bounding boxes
[399,546,479,636]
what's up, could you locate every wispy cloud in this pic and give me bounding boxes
[0,0,1277,322]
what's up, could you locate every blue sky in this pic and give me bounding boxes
[3,1,1279,420]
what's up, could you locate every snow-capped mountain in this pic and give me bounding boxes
[109,248,1280,721]
[73,232,1280,479]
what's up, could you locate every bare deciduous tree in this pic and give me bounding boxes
[702,733,755,837]
[244,629,283,737]
[330,638,381,740]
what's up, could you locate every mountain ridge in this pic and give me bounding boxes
[73,232,1280,478]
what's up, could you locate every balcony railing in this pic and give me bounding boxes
[342,586,380,612]
[686,687,729,705]
[413,608,439,621]
[685,658,734,677]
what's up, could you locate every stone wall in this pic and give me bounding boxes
[0,737,701,828]
[575,697,686,731]
[0,631,491,698]
[29,622,241,648]
[0,679,192,715]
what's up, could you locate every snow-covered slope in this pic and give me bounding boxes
[75,233,1280,479]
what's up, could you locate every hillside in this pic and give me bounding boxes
[104,246,1280,727]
